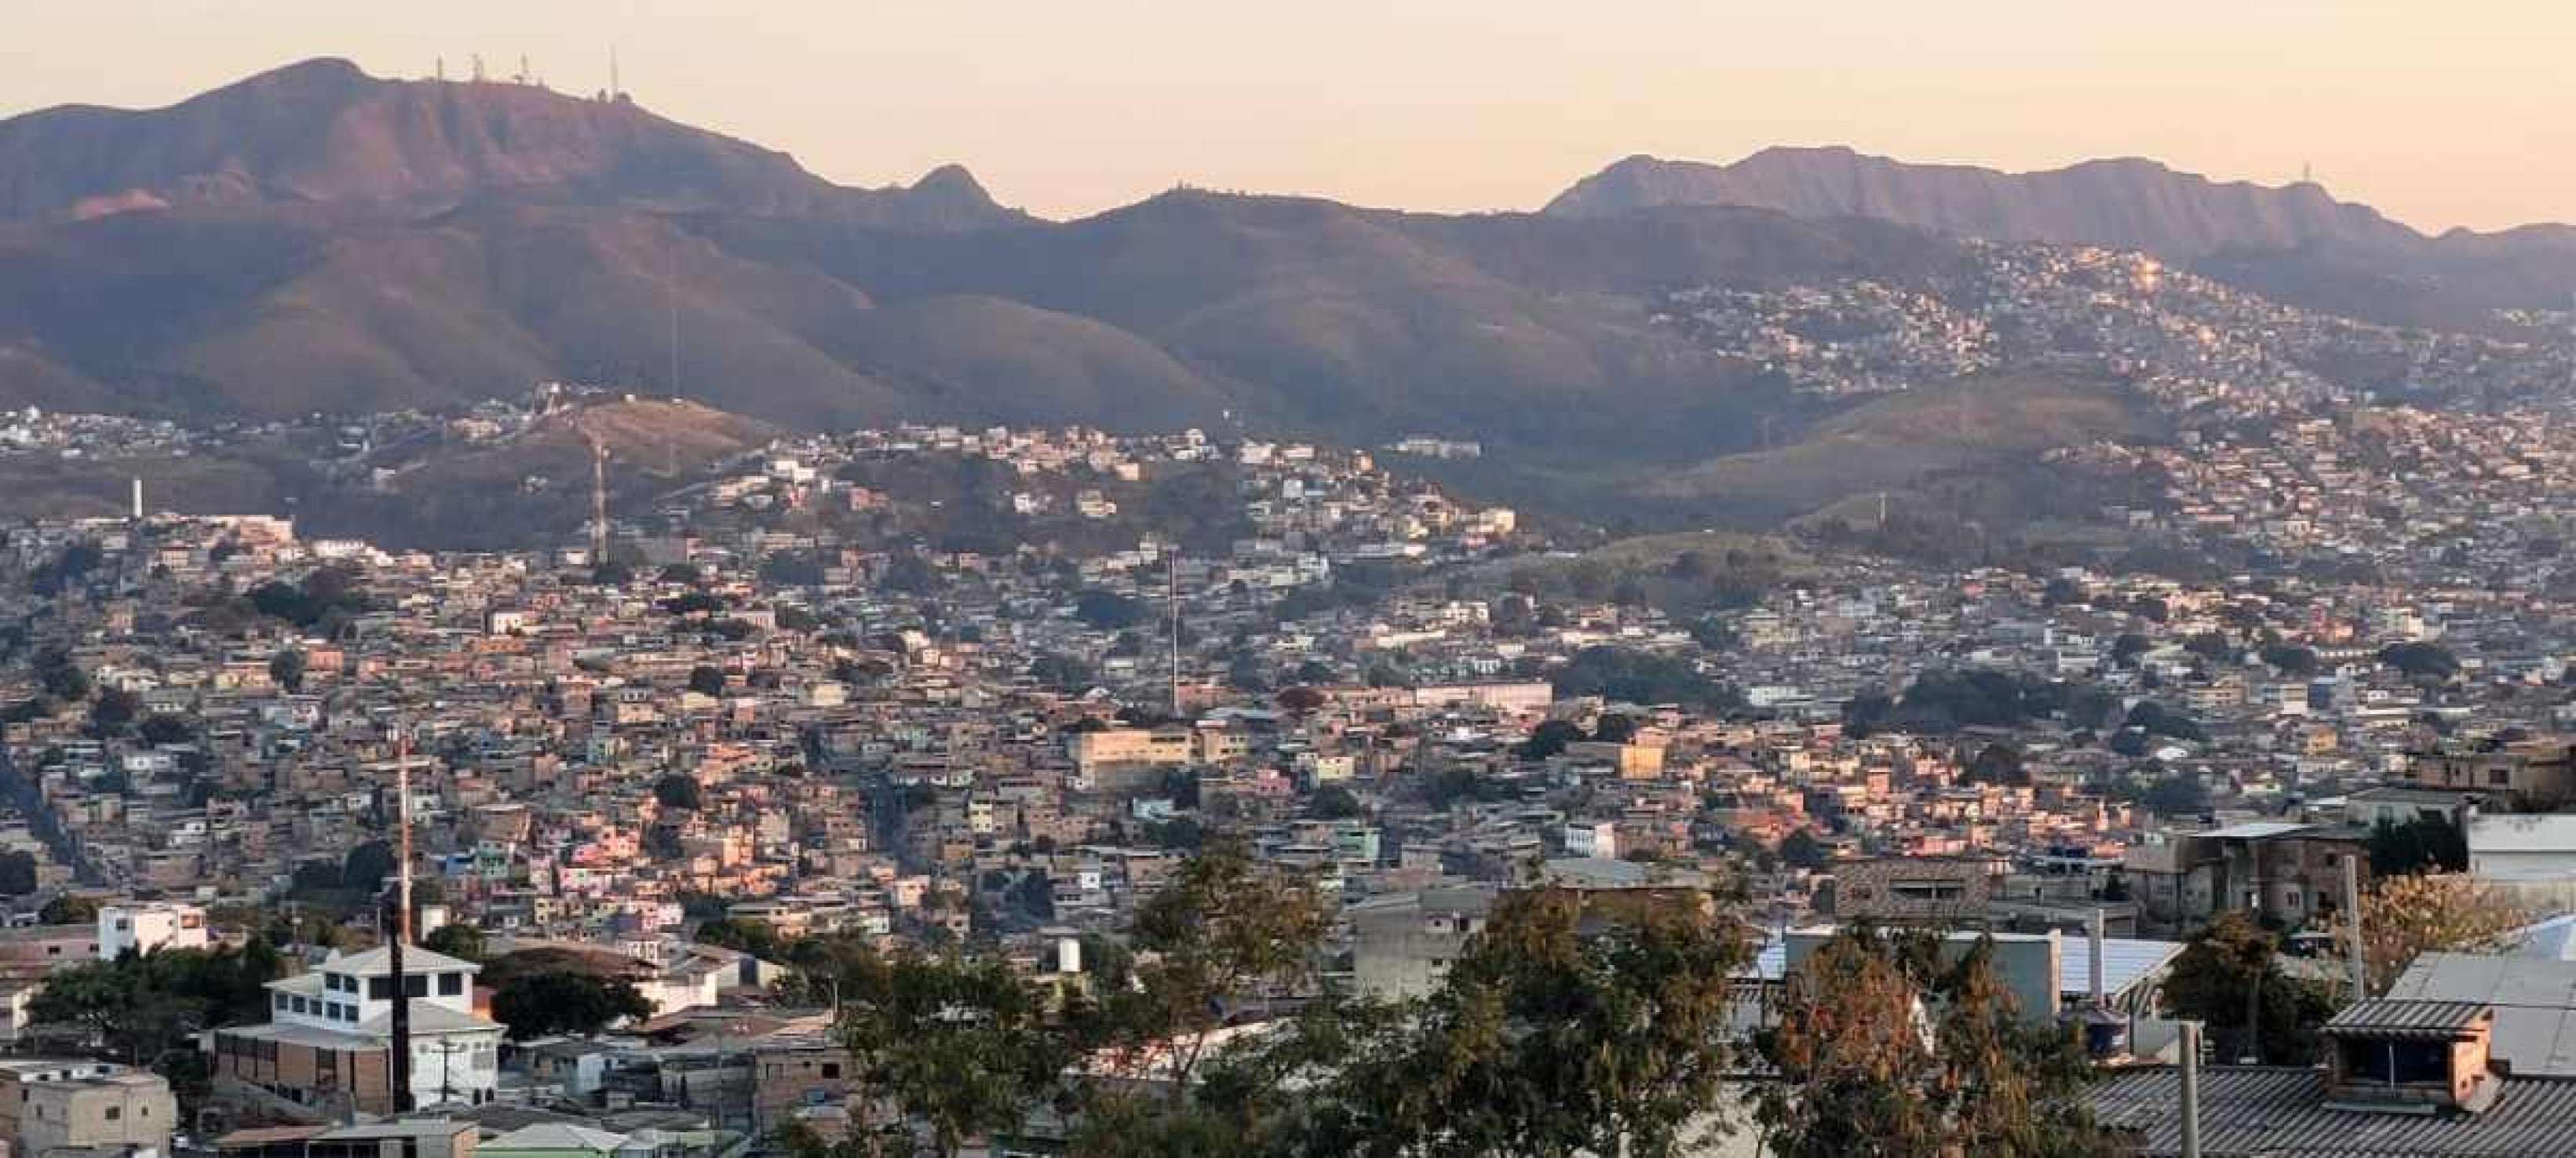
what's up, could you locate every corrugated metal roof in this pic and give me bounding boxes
[2093,1067,2576,1156]
[2326,999,2490,1040]
[2201,821,2315,840]
[2391,953,2576,1076]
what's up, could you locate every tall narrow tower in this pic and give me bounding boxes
[1168,552,1181,719]
[389,732,414,1112]
[130,478,143,522]
[588,433,611,564]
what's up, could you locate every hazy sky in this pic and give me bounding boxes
[9,1,2572,231]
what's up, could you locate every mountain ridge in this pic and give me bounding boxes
[1545,145,2435,258]
[0,56,1020,230]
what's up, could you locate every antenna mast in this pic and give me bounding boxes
[666,242,681,396]
[1168,552,1181,719]
[589,432,610,564]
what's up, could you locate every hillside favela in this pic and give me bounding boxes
[9,7,2576,1157]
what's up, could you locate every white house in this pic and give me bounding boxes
[97,903,206,960]
[214,944,504,1111]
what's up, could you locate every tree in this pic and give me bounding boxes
[342,840,397,896]
[2379,641,2461,683]
[695,917,787,961]
[1516,719,1585,759]
[2110,633,2151,668]
[1552,646,1740,711]
[27,942,286,1067]
[655,774,704,811]
[1031,653,1097,693]
[2366,815,2468,877]
[137,715,194,747]
[490,973,652,1040]
[2162,912,2332,1065]
[0,852,36,897]
[268,648,308,694]
[421,923,488,963]
[39,895,98,926]
[2352,874,2529,996]
[1079,842,1326,1105]
[688,665,728,697]
[88,689,140,737]
[32,647,89,702]
[1281,886,1755,1158]
[1965,742,2028,787]
[1075,589,1150,632]
[1755,930,2115,1158]
[1779,828,1830,870]
[2259,643,2319,676]
[1275,686,1329,716]
[1591,713,1640,745]
[840,952,1064,1157]
[1306,785,1363,821]
[2140,771,2209,818]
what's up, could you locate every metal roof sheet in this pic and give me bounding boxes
[2093,1067,2576,1156]
[2325,999,2490,1040]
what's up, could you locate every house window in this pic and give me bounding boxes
[439,973,463,996]
[2491,769,2512,787]
[104,1107,119,1121]
[821,1062,841,1079]
[370,978,393,1001]
[275,995,290,1012]
[406,975,429,998]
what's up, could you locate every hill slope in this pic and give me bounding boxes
[0,57,1018,228]
[1547,147,2420,259]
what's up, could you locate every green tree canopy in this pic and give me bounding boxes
[489,972,652,1040]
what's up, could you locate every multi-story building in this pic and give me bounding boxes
[0,1058,175,1158]
[211,945,503,1114]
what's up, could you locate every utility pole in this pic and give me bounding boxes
[389,730,414,1114]
[2178,1021,2202,1158]
[2344,853,2367,999]
[1168,552,1181,719]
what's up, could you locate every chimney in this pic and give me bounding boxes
[2088,909,2107,1008]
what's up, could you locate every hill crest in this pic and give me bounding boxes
[0,56,1020,229]
[1545,146,2425,258]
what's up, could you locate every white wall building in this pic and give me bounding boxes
[97,903,207,960]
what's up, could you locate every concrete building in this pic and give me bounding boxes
[0,1061,174,1158]
[95,904,206,960]
[1350,887,1494,1001]
[2467,814,2576,883]
[1830,855,2008,927]
[212,944,503,1114]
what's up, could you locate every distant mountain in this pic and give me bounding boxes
[13,60,2576,544]
[1546,147,2421,259]
[1549,147,2576,326]
[0,57,1019,229]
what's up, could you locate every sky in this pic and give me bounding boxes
[8,1,2573,231]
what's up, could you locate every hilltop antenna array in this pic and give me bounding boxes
[471,54,486,82]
